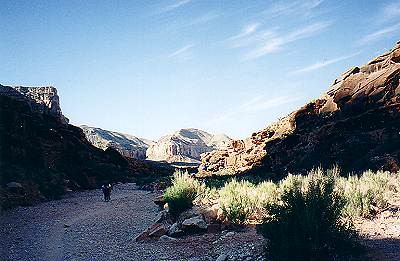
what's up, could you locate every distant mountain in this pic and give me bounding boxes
[146,128,232,164]
[80,125,154,160]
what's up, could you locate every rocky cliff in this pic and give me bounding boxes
[0,85,173,208]
[146,129,232,164]
[0,85,69,124]
[199,41,400,177]
[80,125,154,160]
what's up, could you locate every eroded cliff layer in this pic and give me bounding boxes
[80,125,153,160]
[199,41,400,177]
[0,85,69,124]
[147,129,232,164]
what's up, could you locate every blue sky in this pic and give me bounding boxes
[1,0,399,140]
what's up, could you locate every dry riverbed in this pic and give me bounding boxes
[0,183,264,260]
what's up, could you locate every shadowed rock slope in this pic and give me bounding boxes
[0,85,173,209]
[199,41,400,178]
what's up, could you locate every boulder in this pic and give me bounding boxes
[181,216,208,231]
[6,182,23,189]
[135,223,170,241]
[159,235,177,241]
[216,254,229,261]
[168,222,184,237]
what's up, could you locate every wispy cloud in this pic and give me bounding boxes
[380,1,400,23]
[210,94,302,124]
[229,23,261,40]
[242,21,331,60]
[289,52,361,75]
[189,11,220,26]
[168,44,195,59]
[359,23,400,45]
[156,0,192,14]
[263,0,324,18]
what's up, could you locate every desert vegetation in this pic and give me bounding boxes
[163,171,203,215]
[163,168,400,259]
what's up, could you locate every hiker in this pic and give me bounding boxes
[102,184,110,202]
[107,183,112,201]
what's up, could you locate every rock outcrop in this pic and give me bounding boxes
[80,125,154,160]
[146,129,232,164]
[0,85,69,124]
[199,41,400,177]
[0,85,173,209]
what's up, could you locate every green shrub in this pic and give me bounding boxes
[218,179,255,224]
[163,171,201,215]
[257,170,356,260]
[337,170,399,217]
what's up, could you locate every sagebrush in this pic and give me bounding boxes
[163,171,201,215]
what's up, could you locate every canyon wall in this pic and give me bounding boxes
[199,41,400,177]
[0,85,69,124]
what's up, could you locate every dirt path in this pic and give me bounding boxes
[355,203,400,261]
[0,183,264,260]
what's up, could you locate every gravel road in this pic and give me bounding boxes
[0,183,264,260]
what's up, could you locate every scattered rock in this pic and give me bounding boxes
[225,231,235,237]
[159,235,177,241]
[148,223,169,238]
[6,182,23,189]
[182,216,208,231]
[216,254,228,261]
[168,223,183,237]
[136,223,170,241]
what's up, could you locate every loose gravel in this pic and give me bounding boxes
[0,183,265,260]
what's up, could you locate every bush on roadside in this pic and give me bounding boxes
[257,170,356,260]
[163,171,201,215]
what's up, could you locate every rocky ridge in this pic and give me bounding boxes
[80,125,153,160]
[199,41,400,177]
[0,85,69,124]
[146,128,232,164]
[0,85,173,209]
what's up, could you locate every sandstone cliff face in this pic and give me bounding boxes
[0,85,69,124]
[146,129,232,164]
[80,125,154,160]
[199,41,400,177]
